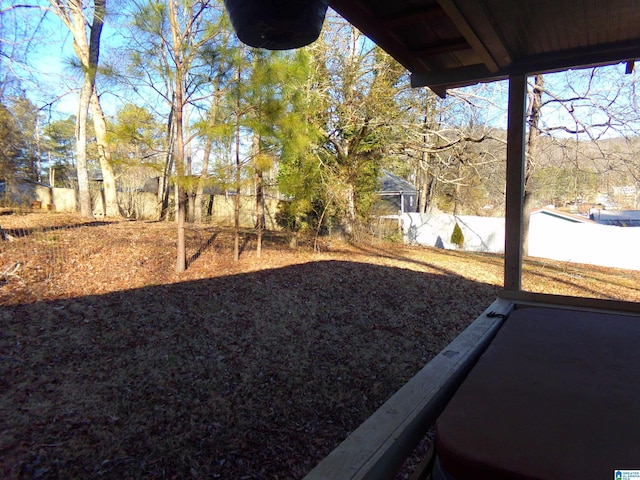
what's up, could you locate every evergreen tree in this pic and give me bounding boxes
[298,16,406,238]
[450,222,464,248]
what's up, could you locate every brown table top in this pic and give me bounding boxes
[435,307,640,480]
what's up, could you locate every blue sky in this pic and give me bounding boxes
[6,1,639,141]
[4,0,126,120]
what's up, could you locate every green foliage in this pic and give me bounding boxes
[108,103,166,169]
[276,200,311,233]
[450,222,464,248]
[273,48,330,233]
[0,102,24,180]
[0,96,41,182]
[286,21,407,236]
[353,161,380,220]
[42,116,77,185]
[277,152,324,233]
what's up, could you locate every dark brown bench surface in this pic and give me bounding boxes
[435,307,640,480]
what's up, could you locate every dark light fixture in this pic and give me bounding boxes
[224,0,328,50]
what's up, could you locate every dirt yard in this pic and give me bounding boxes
[1,213,639,479]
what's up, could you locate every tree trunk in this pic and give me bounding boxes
[253,133,265,257]
[168,0,186,273]
[255,168,264,258]
[233,65,242,262]
[453,160,463,215]
[426,176,437,213]
[194,137,212,224]
[195,82,221,224]
[159,153,173,221]
[416,163,437,215]
[341,181,356,237]
[523,74,544,256]
[159,108,174,221]
[416,166,428,214]
[76,76,94,218]
[185,111,195,223]
[418,92,438,214]
[90,90,120,217]
[49,0,110,219]
[176,181,187,272]
[234,115,241,262]
[174,136,187,273]
[187,190,195,223]
[87,0,118,217]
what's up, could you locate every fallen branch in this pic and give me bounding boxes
[1,262,23,284]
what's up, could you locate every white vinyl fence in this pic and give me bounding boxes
[403,212,640,271]
[403,213,505,253]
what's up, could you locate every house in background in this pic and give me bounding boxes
[528,206,640,270]
[530,207,594,226]
[589,208,640,227]
[372,170,418,216]
[0,177,54,208]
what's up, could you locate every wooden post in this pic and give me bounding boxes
[504,74,527,291]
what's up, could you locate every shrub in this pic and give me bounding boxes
[450,222,464,248]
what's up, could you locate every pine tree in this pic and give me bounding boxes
[450,222,464,249]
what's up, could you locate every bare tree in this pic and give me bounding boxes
[522,74,543,254]
[522,66,640,252]
[396,84,507,216]
[49,0,119,217]
[90,90,120,216]
[127,0,225,272]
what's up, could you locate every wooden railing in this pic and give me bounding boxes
[304,298,514,480]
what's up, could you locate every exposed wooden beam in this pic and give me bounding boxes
[450,0,512,68]
[410,64,506,86]
[411,39,470,58]
[329,0,423,73]
[504,74,527,292]
[626,60,635,74]
[411,55,638,97]
[510,42,640,76]
[410,64,507,97]
[382,6,446,29]
[435,0,499,72]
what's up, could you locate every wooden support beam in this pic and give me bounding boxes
[410,64,507,97]
[382,6,446,29]
[504,75,527,291]
[410,39,470,58]
[328,0,426,74]
[626,59,636,74]
[303,298,514,480]
[435,0,499,72]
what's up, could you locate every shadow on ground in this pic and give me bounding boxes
[1,261,498,479]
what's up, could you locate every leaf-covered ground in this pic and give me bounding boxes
[1,213,639,479]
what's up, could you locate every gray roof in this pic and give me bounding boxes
[378,171,417,194]
[590,209,640,227]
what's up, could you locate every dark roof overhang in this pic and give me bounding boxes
[328,0,640,96]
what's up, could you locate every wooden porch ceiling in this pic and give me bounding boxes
[328,0,640,96]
